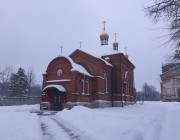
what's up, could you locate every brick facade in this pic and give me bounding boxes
[42,49,136,110]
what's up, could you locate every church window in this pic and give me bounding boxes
[85,81,89,94]
[105,76,108,93]
[177,79,180,85]
[81,80,85,93]
[101,39,108,45]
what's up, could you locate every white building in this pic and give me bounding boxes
[160,65,180,101]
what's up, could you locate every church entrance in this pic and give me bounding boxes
[178,88,180,101]
[42,85,66,111]
[50,92,64,111]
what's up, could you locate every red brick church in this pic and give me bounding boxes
[41,22,136,110]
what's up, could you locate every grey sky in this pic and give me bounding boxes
[0,0,170,91]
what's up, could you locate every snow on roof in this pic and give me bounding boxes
[80,44,121,66]
[83,45,121,57]
[63,43,122,67]
[161,65,180,76]
[43,85,66,92]
[59,55,93,77]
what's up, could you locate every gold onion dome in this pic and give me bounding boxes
[100,32,109,40]
[113,41,119,47]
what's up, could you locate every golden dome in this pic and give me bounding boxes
[113,41,119,47]
[100,32,109,40]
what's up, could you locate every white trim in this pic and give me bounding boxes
[43,85,66,92]
[92,100,112,103]
[96,92,105,94]
[94,76,105,79]
[81,93,90,96]
[72,93,80,95]
[46,79,72,83]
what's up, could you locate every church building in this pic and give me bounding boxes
[41,22,136,111]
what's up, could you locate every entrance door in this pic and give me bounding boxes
[178,89,180,100]
[52,94,63,111]
[43,86,65,111]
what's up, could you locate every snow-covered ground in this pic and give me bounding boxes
[0,105,42,140]
[0,102,180,140]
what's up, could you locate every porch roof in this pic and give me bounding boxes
[43,85,66,92]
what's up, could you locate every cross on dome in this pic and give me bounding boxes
[114,33,117,41]
[100,21,109,45]
[60,46,63,53]
[124,47,129,58]
[125,47,127,54]
[113,33,119,50]
[79,41,82,49]
[102,21,106,32]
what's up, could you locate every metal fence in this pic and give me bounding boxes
[0,96,41,106]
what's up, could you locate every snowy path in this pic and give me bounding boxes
[39,115,80,140]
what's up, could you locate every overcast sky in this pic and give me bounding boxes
[0,0,171,91]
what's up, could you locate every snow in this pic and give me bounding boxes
[0,102,180,140]
[62,44,122,67]
[54,102,180,140]
[43,84,66,92]
[0,104,42,140]
[0,104,40,112]
[77,44,121,59]
[40,116,71,140]
[55,44,123,76]
[59,56,93,77]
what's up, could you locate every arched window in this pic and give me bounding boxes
[81,80,85,93]
[105,77,108,93]
[101,39,108,45]
[85,81,89,94]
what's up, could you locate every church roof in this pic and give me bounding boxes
[79,44,121,58]
[58,55,93,77]
[160,65,180,77]
[67,44,122,67]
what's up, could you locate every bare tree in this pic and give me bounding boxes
[141,83,160,101]
[0,66,13,96]
[27,68,36,94]
[145,0,180,49]
[166,49,180,63]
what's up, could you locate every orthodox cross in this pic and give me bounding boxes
[79,41,82,49]
[102,21,106,31]
[60,46,63,53]
[125,47,128,55]
[114,33,117,41]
